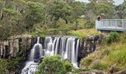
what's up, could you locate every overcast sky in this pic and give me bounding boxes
[76,0,124,5]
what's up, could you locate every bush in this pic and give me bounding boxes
[84,21,94,28]
[106,32,119,44]
[81,58,92,67]
[63,59,73,72]
[91,61,108,70]
[36,55,72,74]
[7,57,23,71]
[0,59,8,74]
[108,49,126,65]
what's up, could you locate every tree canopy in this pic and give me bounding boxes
[0,0,126,40]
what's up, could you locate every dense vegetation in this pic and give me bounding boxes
[0,0,126,40]
[81,32,126,73]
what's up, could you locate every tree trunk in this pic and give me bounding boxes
[53,17,59,28]
[65,19,68,24]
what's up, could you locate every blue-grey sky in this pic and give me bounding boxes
[76,0,124,5]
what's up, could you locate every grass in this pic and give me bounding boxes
[80,33,126,72]
[67,28,100,38]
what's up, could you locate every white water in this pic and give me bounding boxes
[21,37,43,74]
[21,36,79,74]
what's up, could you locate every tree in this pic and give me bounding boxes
[85,0,114,21]
[50,0,65,28]
[93,3,114,18]
[70,1,84,30]
[25,1,44,31]
[62,4,73,24]
[36,55,72,74]
[115,0,126,19]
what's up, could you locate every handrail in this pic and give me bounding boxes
[95,19,126,31]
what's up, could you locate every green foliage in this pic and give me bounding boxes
[91,61,108,70]
[84,21,94,28]
[36,55,72,74]
[0,0,123,40]
[63,59,73,72]
[7,57,23,71]
[67,29,99,39]
[0,59,8,74]
[0,26,11,40]
[31,33,46,38]
[80,33,126,71]
[3,8,21,16]
[81,58,92,68]
[115,1,126,19]
[108,49,126,65]
[106,32,119,44]
[94,3,114,15]
[25,1,44,30]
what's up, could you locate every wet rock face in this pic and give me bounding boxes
[0,35,104,62]
[78,35,104,61]
[0,36,45,59]
[0,36,31,59]
[0,35,104,60]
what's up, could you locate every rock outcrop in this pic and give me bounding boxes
[0,35,32,59]
[78,35,104,62]
[0,35,104,59]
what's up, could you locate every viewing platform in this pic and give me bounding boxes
[95,19,126,31]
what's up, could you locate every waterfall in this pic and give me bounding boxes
[21,36,80,74]
[71,39,79,68]
[21,37,43,74]
[50,37,57,56]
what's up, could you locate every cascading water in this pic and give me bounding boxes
[21,37,43,74]
[21,36,80,74]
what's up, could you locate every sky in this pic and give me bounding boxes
[76,0,124,5]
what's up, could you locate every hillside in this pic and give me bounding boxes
[80,32,126,74]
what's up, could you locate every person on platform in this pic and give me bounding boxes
[97,16,102,21]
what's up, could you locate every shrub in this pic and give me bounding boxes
[106,32,119,44]
[36,55,72,74]
[82,58,92,66]
[80,58,92,69]
[84,21,94,28]
[63,59,73,72]
[91,61,108,70]
[0,59,8,74]
[108,49,126,65]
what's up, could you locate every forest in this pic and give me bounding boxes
[0,0,126,40]
[0,0,126,74]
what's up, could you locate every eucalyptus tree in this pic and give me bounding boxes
[85,0,114,21]
[24,1,44,31]
[49,0,65,28]
[95,0,114,18]
[85,0,97,21]
[62,4,73,24]
[93,3,114,18]
[70,1,84,30]
[0,0,23,39]
[48,0,74,28]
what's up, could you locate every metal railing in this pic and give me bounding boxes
[95,19,126,31]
